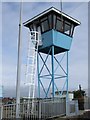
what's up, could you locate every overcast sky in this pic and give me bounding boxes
[1,2,88,97]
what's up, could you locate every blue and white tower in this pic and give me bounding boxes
[24,7,80,100]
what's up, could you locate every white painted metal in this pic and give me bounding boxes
[16,1,23,118]
[25,31,39,115]
[25,31,40,99]
[68,100,79,116]
[2,99,66,119]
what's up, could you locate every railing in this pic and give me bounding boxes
[0,98,90,119]
[2,102,39,119]
[2,98,88,119]
[3,104,16,118]
[40,99,66,119]
[0,105,2,119]
[69,100,78,116]
[1,98,66,119]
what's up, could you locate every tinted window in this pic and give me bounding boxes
[41,20,49,33]
[56,19,63,32]
[70,24,74,37]
[64,21,71,35]
[40,17,47,22]
[53,15,56,29]
[39,14,73,37]
[48,14,52,29]
[30,25,34,31]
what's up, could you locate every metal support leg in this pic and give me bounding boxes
[38,48,52,98]
[51,46,55,99]
[66,51,69,116]
[66,51,69,99]
[37,52,40,98]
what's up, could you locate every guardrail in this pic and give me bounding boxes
[1,97,90,119]
[1,98,86,119]
[1,98,66,119]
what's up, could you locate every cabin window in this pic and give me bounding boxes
[48,14,52,29]
[53,15,56,29]
[56,19,63,32]
[39,13,75,37]
[36,26,41,33]
[57,16,61,20]
[64,21,71,35]
[70,24,74,37]
[36,25,42,42]
[40,17,47,22]
[40,17,50,33]
[41,19,49,33]
[30,24,34,31]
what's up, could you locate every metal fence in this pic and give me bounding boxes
[69,100,78,116]
[2,101,39,119]
[0,105,2,119]
[1,98,66,119]
[40,99,66,119]
[0,98,90,119]
[1,98,85,119]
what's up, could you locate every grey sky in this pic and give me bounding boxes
[2,2,88,97]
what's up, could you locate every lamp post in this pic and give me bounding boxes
[16,2,23,118]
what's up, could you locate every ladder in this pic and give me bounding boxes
[25,31,41,99]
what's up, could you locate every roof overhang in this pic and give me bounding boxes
[23,7,81,27]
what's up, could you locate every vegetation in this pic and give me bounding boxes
[73,85,86,110]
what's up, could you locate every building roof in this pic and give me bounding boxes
[23,7,81,27]
[51,91,73,95]
[55,91,73,95]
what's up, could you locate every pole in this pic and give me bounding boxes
[60,0,63,31]
[51,46,55,99]
[16,1,23,118]
[60,0,62,12]
[67,51,68,99]
[66,51,69,116]
[37,53,40,98]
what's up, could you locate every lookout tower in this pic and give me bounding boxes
[24,7,80,99]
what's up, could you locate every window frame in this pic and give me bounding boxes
[36,12,75,38]
[40,16,50,33]
[53,14,57,30]
[29,24,34,31]
[56,16,64,32]
[70,24,75,37]
[63,20,71,36]
[48,14,53,30]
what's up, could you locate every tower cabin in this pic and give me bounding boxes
[23,7,80,54]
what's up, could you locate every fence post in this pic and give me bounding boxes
[0,105,3,119]
[75,100,79,115]
[38,101,41,119]
[66,100,70,116]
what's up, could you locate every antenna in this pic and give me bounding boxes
[60,0,62,12]
[16,1,23,118]
[60,0,63,31]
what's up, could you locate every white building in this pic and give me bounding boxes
[53,91,74,101]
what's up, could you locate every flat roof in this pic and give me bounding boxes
[23,7,81,27]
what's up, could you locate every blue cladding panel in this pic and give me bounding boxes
[39,30,72,52]
[41,30,53,48]
[53,30,72,50]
